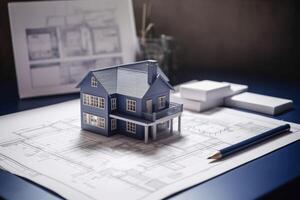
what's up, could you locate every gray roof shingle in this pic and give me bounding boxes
[116,68,149,98]
[77,60,172,98]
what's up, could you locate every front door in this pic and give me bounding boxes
[146,99,152,113]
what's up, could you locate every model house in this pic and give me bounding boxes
[76,60,183,143]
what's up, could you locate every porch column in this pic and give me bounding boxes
[170,119,173,134]
[152,125,157,140]
[178,115,182,135]
[144,126,149,144]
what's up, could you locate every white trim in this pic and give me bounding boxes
[109,114,150,126]
[109,112,181,126]
[126,99,136,112]
[98,97,105,109]
[126,122,136,134]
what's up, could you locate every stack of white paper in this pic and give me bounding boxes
[172,80,293,115]
[223,82,248,96]
[179,80,231,101]
[173,80,198,92]
[172,80,248,112]
[170,92,224,112]
[224,92,293,115]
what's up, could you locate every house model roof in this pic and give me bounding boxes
[77,60,173,98]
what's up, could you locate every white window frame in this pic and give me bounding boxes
[83,94,89,105]
[111,119,117,130]
[111,98,117,110]
[91,76,97,87]
[82,93,105,109]
[98,97,105,109]
[90,114,98,127]
[126,99,136,112]
[83,112,88,124]
[90,96,97,107]
[97,117,105,129]
[126,122,136,134]
[158,96,166,109]
[83,112,105,129]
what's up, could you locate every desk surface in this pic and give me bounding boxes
[0,73,299,200]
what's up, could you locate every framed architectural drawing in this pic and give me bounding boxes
[8,0,138,98]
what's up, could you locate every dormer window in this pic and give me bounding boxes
[91,76,97,87]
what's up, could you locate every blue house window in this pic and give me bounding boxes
[91,76,97,87]
[126,99,136,112]
[126,122,136,134]
[82,93,105,109]
[83,112,105,129]
[111,98,117,110]
[158,96,166,109]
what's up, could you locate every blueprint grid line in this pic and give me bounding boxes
[0,100,299,200]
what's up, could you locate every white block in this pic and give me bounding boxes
[224,92,293,115]
[170,92,223,112]
[173,80,198,92]
[170,92,184,104]
[223,82,248,96]
[179,80,231,101]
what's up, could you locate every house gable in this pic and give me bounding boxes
[93,68,117,94]
[76,60,170,99]
[143,75,173,99]
[78,72,109,97]
[142,76,172,112]
[79,72,110,137]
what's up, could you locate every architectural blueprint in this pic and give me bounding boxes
[0,100,299,200]
[8,0,137,98]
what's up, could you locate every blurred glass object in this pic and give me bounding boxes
[137,34,178,81]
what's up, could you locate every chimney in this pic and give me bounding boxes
[147,60,158,84]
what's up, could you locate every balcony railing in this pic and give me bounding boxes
[142,102,183,122]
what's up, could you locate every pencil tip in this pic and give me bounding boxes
[207,152,222,160]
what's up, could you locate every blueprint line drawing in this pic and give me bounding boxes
[25,6,122,88]
[8,0,137,98]
[0,100,299,200]
[26,27,60,61]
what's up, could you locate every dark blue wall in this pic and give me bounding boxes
[80,72,111,136]
[118,120,145,139]
[116,94,142,117]
[115,94,145,138]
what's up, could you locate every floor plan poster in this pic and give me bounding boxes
[8,0,138,98]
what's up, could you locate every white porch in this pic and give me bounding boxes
[109,112,182,144]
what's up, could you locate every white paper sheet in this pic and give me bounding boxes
[0,100,299,200]
[8,0,138,98]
